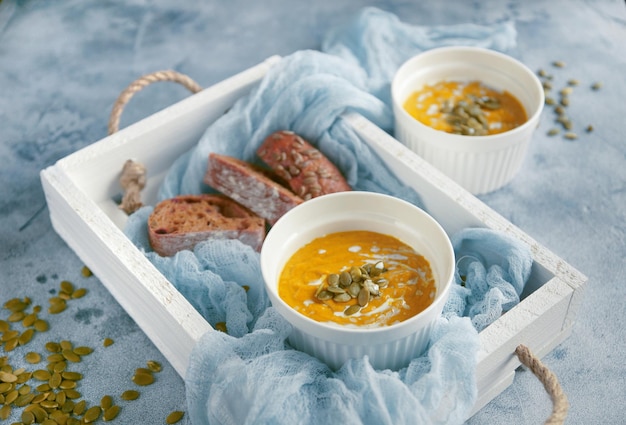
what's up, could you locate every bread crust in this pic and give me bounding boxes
[147,194,265,256]
[257,130,352,200]
[203,153,303,225]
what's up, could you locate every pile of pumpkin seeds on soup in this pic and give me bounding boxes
[539,60,602,140]
[315,261,388,317]
[0,266,185,424]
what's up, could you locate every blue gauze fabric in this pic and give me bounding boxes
[123,7,530,425]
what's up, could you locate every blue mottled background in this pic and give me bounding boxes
[1,0,625,424]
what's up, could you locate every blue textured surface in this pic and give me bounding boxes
[1,1,625,424]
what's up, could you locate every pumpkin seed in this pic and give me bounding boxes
[215,322,228,333]
[49,372,62,388]
[333,293,352,303]
[103,338,114,347]
[25,351,41,364]
[60,280,75,294]
[71,288,87,299]
[83,405,102,423]
[586,125,594,133]
[121,389,140,400]
[552,60,566,68]
[327,286,346,294]
[72,345,93,356]
[0,371,18,382]
[316,290,333,301]
[3,337,19,351]
[327,274,339,286]
[62,349,81,363]
[101,394,113,409]
[166,410,185,424]
[146,360,162,373]
[547,128,560,136]
[591,81,602,91]
[64,388,82,399]
[46,341,61,352]
[564,132,578,140]
[104,404,121,421]
[81,266,93,277]
[344,305,361,316]
[73,399,87,415]
[22,410,36,424]
[357,288,370,307]
[132,371,155,386]
[339,271,352,287]
[0,404,11,420]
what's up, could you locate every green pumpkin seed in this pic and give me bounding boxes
[45,341,61,352]
[62,349,81,363]
[564,132,578,140]
[146,360,162,373]
[40,400,59,409]
[101,394,113,409]
[22,410,36,425]
[327,274,339,286]
[327,286,346,294]
[357,288,370,307]
[339,271,352,287]
[83,405,102,423]
[348,282,361,297]
[49,372,62,388]
[591,81,602,91]
[316,290,333,301]
[73,399,87,415]
[132,372,155,386]
[344,305,361,316]
[81,266,93,277]
[121,389,140,400]
[18,328,35,345]
[103,338,114,347]
[0,371,18,383]
[215,322,228,333]
[64,389,82,399]
[72,288,88,299]
[62,371,83,381]
[547,128,561,137]
[166,410,185,424]
[15,392,35,407]
[4,389,18,404]
[4,337,19,351]
[0,404,11,421]
[56,390,67,406]
[60,280,75,294]
[25,351,41,364]
[103,404,121,421]
[333,293,351,303]
[73,346,93,356]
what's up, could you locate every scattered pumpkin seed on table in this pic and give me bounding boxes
[166,410,185,424]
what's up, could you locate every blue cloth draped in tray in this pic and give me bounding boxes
[124,7,531,425]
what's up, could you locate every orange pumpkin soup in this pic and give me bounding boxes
[278,230,436,327]
[403,80,527,136]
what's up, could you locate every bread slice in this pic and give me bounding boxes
[148,194,265,256]
[203,153,303,225]
[257,130,352,200]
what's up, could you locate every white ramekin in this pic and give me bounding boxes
[260,191,454,371]
[392,46,544,195]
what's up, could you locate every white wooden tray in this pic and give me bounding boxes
[40,56,587,418]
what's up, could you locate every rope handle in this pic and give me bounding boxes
[515,344,569,424]
[109,72,569,424]
[109,70,203,214]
